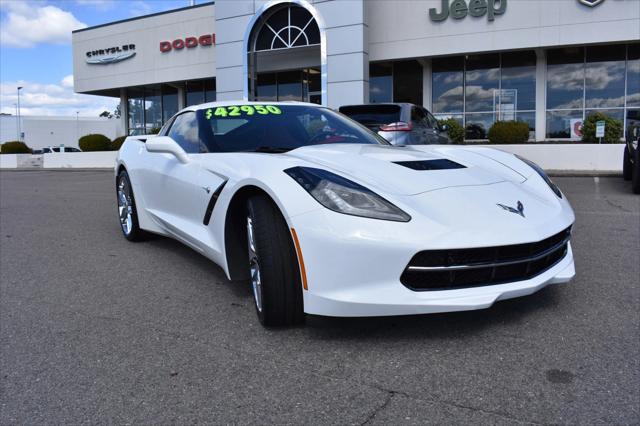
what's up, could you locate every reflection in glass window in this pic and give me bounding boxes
[546,110,583,139]
[127,88,144,136]
[465,113,494,140]
[145,86,162,132]
[432,56,464,114]
[465,54,499,113]
[501,51,536,112]
[278,71,303,101]
[162,86,178,123]
[547,47,585,110]
[628,44,640,107]
[586,45,626,109]
[370,62,392,103]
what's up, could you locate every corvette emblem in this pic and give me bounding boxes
[497,201,525,218]
[578,0,604,7]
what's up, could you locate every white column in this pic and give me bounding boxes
[535,48,546,142]
[177,86,185,110]
[119,88,127,137]
[418,58,432,110]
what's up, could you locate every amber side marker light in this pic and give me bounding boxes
[290,228,308,290]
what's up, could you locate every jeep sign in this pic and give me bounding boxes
[429,0,507,22]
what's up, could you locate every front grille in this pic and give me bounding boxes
[400,227,571,291]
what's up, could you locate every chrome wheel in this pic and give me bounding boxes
[247,216,263,312]
[117,177,133,235]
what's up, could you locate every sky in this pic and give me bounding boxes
[0,0,199,118]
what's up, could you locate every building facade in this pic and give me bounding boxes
[72,0,640,141]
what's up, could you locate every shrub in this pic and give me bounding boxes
[581,112,623,144]
[149,127,161,134]
[488,121,530,144]
[111,136,127,151]
[78,134,111,151]
[438,118,464,144]
[1,141,31,154]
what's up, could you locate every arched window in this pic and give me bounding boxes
[252,5,320,52]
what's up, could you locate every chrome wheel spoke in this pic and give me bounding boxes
[247,216,263,312]
[117,178,133,235]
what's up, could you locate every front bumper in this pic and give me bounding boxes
[290,207,575,318]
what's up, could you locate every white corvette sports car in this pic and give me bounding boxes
[115,101,575,326]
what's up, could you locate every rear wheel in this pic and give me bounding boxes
[116,170,146,241]
[246,194,304,326]
[623,147,632,181]
[632,147,640,194]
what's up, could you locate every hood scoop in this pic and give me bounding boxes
[394,159,466,171]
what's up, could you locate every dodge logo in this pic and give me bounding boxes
[578,0,605,7]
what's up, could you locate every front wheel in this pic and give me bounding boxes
[246,194,304,326]
[623,147,632,181]
[116,170,146,241]
[632,147,640,194]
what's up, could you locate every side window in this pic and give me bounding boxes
[167,112,200,153]
[426,111,440,129]
[158,116,175,136]
[411,107,428,127]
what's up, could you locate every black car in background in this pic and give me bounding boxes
[623,110,640,194]
[339,103,451,145]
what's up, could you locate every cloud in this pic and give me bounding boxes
[0,2,87,48]
[0,76,119,117]
[75,0,115,10]
[129,1,153,17]
[61,75,74,88]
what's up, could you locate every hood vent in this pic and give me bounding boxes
[394,159,466,171]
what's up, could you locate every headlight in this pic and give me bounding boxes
[284,167,411,222]
[516,155,562,199]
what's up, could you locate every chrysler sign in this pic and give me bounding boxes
[86,44,136,64]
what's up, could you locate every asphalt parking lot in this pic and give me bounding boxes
[1,170,638,424]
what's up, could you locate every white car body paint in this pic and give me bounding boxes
[116,101,575,317]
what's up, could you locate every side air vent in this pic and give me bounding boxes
[394,159,466,171]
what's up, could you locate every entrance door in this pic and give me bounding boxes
[256,68,321,104]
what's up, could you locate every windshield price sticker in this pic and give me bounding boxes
[206,105,282,119]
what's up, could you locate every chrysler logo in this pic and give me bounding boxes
[497,201,525,218]
[86,44,136,65]
[578,0,604,7]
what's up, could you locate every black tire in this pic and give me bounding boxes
[632,147,640,194]
[623,146,632,181]
[246,194,304,326]
[116,170,146,241]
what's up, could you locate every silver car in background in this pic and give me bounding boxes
[339,103,451,145]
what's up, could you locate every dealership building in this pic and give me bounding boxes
[72,0,640,142]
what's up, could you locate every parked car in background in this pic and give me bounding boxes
[623,110,639,194]
[339,103,451,145]
[42,146,82,153]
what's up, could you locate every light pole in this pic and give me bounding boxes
[14,104,19,141]
[17,86,23,142]
[76,111,79,147]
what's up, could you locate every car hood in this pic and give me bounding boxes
[285,144,527,196]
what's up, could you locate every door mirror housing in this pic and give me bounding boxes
[145,136,190,164]
[439,124,449,132]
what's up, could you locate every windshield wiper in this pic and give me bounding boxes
[250,146,292,153]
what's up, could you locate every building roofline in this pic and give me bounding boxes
[72,1,215,34]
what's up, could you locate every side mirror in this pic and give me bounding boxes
[439,124,449,132]
[145,136,189,164]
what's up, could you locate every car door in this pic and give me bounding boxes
[142,111,222,251]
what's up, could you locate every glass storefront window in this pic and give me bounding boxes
[257,73,277,101]
[393,60,423,106]
[144,86,162,133]
[501,51,536,112]
[585,45,626,109]
[162,86,178,123]
[547,47,585,111]
[465,54,499,113]
[627,44,640,108]
[127,88,144,135]
[432,56,464,114]
[186,81,205,107]
[204,79,216,102]
[370,62,392,103]
[278,71,303,101]
[546,110,583,139]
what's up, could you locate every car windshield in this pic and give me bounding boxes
[195,104,389,153]
[339,104,402,127]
